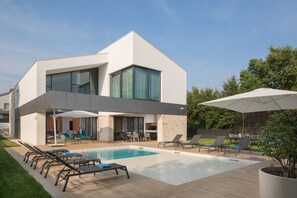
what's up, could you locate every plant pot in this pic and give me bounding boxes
[259,167,297,198]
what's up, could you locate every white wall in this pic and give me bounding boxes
[98,33,134,96]
[133,33,187,105]
[20,113,46,145]
[20,113,38,145]
[16,64,38,107]
[144,114,156,123]
[36,113,46,145]
[98,64,108,96]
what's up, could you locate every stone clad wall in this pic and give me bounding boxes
[157,114,187,142]
[98,116,114,142]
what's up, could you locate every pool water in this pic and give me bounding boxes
[79,148,158,160]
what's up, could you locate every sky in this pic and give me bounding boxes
[0,0,297,93]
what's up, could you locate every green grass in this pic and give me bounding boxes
[0,135,51,198]
[199,137,263,152]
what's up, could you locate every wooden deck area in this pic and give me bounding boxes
[6,140,271,198]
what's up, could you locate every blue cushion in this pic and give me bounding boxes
[205,144,213,147]
[97,163,111,168]
[63,133,70,137]
[231,146,240,149]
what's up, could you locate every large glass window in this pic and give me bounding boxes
[89,69,98,95]
[135,67,148,99]
[46,76,52,92]
[111,73,121,98]
[51,73,71,92]
[72,71,90,94]
[110,66,160,101]
[121,68,133,99]
[148,70,161,101]
[46,68,98,95]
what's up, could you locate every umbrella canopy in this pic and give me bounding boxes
[200,88,297,113]
[53,110,99,118]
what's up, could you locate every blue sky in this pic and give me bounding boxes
[0,0,297,93]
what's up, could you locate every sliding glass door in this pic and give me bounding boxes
[114,116,144,140]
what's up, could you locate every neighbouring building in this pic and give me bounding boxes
[9,31,187,145]
[0,89,12,123]
[0,89,12,133]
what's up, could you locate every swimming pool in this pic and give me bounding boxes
[72,146,260,185]
[75,147,158,160]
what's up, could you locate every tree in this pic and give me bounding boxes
[239,69,262,92]
[222,75,240,96]
[187,87,234,130]
[240,46,297,91]
[187,87,217,130]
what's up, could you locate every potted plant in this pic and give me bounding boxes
[258,110,297,198]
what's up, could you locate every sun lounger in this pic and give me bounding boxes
[201,136,226,153]
[18,141,69,163]
[157,134,183,148]
[18,141,39,163]
[228,133,240,144]
[229,136,252,156]
[32,146,101,178]
[22,143,82,169]
[178,135,201,149]
[48,152,130,191]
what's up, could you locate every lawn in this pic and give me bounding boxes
[0,135,51,198]
[199,137,263,152]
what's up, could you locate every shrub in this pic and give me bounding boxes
[259,110,297,178]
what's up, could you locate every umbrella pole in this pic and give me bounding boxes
[242,113,245,134]
[53,110,57,145]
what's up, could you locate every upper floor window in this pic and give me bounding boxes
[111,66,161,101]
[46,68,98,95]
[4,103,9,109]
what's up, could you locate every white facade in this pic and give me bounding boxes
[10,31,187,145]
[99,32,186,104]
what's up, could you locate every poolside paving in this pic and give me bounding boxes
[6,140,271,198]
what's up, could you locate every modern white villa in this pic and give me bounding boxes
[7,31,187,145]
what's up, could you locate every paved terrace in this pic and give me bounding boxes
[6,140,271,198]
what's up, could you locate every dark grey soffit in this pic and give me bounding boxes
[18,91,187,116]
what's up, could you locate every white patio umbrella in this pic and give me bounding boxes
[199,88,297,132]
[54,110,99,118]
[50,110,99,145]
